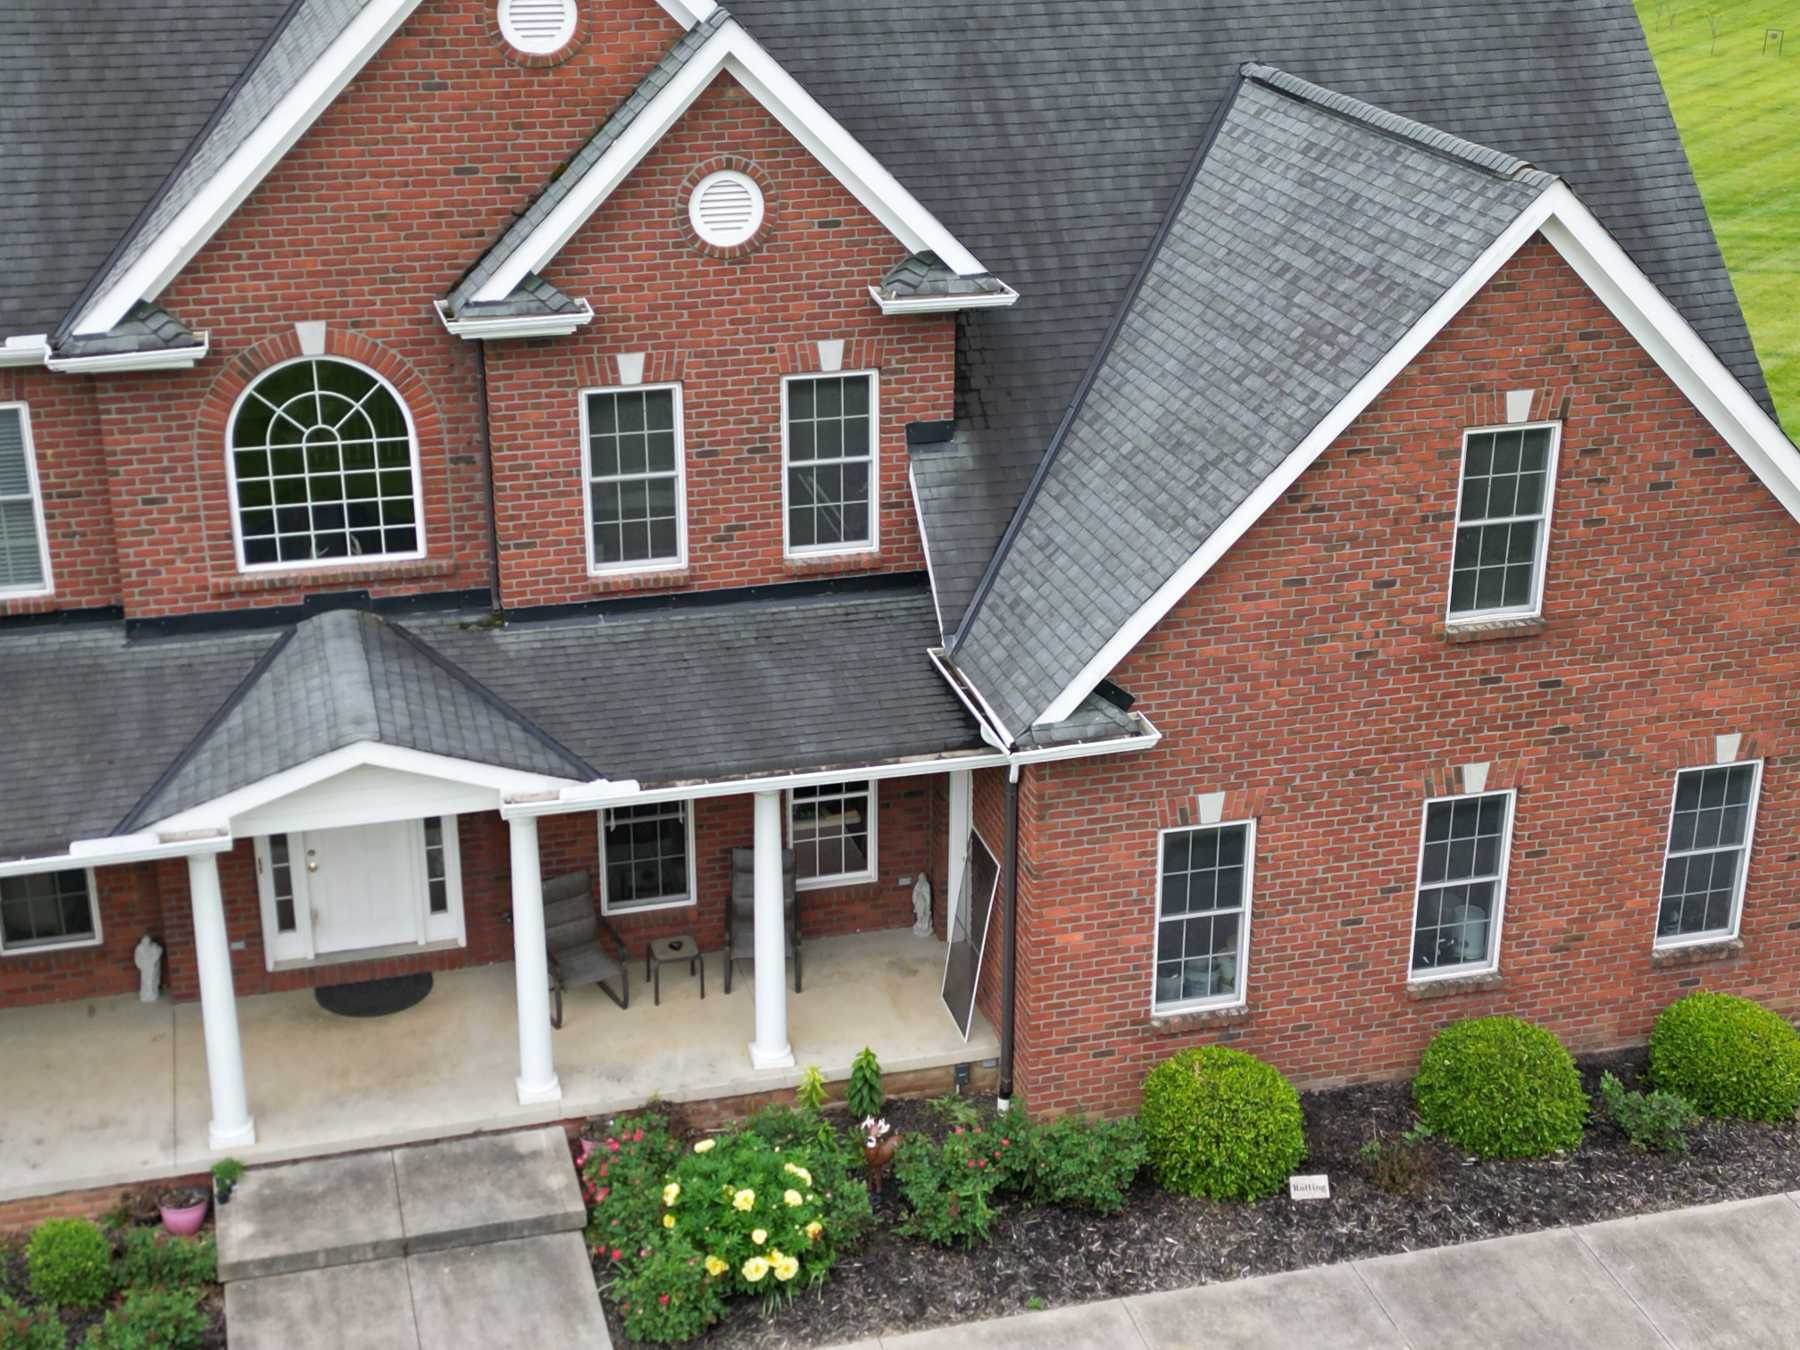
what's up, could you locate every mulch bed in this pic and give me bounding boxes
[593,1049,1800,1349]
[0,1219,226,1349]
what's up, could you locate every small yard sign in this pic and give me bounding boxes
[1288,1174,1331,1201]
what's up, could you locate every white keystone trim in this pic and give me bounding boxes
[1032,181,1800,726]
[71,0,426,336]
[470,16,987,304]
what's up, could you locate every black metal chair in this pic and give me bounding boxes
[723,847,801,995]
[541,870,629,1027]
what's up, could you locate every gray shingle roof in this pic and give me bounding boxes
[454,272,586,321]
[949,67,1556,735]
[877,253,1011,303]
[51,302,203,360]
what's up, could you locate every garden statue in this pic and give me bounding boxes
[862,1116,898,1193]
[911,873,933,937]
[135,934,164,1003]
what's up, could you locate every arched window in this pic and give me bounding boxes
[229,358,422,568]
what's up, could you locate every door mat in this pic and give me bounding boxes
[314,972,434,1018]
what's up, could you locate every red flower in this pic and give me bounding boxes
[1001,1138,1010,1146]
[977,1159,987,1169]
[597,1187,609,1202]
[611,1247,623,1260]
[659,1294,670,1306]
[952,1127,963,1135]
[965,1160,976,1168]
[632,1129,644,1142]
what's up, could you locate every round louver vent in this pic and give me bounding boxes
[498,0,576,55]
[688,171,766,247]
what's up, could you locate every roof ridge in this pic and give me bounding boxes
[1239,63,1553,185]
[326,608,382,744]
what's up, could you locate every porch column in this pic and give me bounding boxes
[946,769,973,936]
[748,790,795,1069]
[187,851,255,1150]
[509,816,562,1105]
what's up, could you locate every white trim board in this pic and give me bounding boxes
[1032,181,1800,726]
[654,0,717,28]
[469,16,987,304]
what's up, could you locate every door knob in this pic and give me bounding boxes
[306,849,319,874]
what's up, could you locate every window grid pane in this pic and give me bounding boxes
[1448,426,1553,618]
[586,389,681,567]
[604,802,691,908]
[791,782,873,882]
[269,835,296,933]
[424,818,449,916]
[0,870,95,949]
[0,409,46,589]
[231,360,418,567]
[1154,824,1249,1008]
[1412,793,1508,973]
[1659,765,1756,942]
[786,375,872,550]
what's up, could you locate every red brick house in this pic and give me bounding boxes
[1,0,1796,1195]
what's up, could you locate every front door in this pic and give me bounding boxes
[306,821,422,955]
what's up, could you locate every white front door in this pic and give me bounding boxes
[307,821,421,955]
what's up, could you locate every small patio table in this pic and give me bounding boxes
[646,935,705,1006]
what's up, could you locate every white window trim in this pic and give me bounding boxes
[225,355,428,575]
[1653,758,1763,951]
[0,402,54,600]
[0,867,102,956]
[579,382,688,576]
[788,779,879,890]
[1407,788,1516,983]
[1149,818,1255,1016]
[780,369,880,559]
[1443,420,1562,626]
[598,800,699,916]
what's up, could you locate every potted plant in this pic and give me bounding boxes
[212,1158,245,1206]
[158,1185,210,1236]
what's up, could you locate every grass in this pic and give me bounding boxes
[1636,0,1800,439]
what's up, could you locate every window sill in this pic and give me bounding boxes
[600,895,698,919]
[783,550,884,577]
[1406,970,1504,1000]
[796,873,880,893]
[587,567,691,594]
[0,592,59,618]
[1652,936,1744,969]
[213,557,455,596]
[1150,1002,1251,1032]
[1441,615,1546,644]
[0,934,102,959]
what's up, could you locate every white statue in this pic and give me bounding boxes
[911,874,934,937]
[134,935,164,1003]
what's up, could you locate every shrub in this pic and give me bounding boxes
[893,1127,1006,1247]
[582,1114,684,1254]
[1649,991,1800,1123]
[1139,1047,1306,1202]
[794,1066,828,1114]
[115,1230,216,1292]
[1598,1072,1700,1152]
[1356,1134,1434,1197]
[81,1289,207,1350]
[1412,1017,1587,1159]
[26,1220,113,1310]
[0,1292,65,1350]
[846,1048,883,1120]
[609,1238,728,1345]
[998,1114,1146,1215]
[925,1094,981,1130]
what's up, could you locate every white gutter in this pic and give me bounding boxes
[0,335,51,368]
[0,829,233,878]
[433,299,596,341]
[868,284,1020,316]
[44,333,211,375]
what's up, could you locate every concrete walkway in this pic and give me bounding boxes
[830,1192,1800,1350]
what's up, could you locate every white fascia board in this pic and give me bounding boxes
[433,298,595,341]
[653,0,717,27]
[0,831,233,878]
[0,336,50,368]
[927,646,1013,750]
[1033,187,1563,726]
[474,18,987,304]
[868,284,1020,316]
[72,0,424,336]
[46,333,210,375]
[908,462,949,643]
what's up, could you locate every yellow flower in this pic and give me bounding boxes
[732,1189,756,1211]
[783,1163,813,1186]
[693,1139,716,1154]
[783,1189,803,1207]
[751,1228,768,1245]
[805,1221,823,1240]
[662,1213,675,1229]
[662,1182,681,1206]
[704,1255,727,1277]
[774,1255,801,1282]
[742,1257,770,1282]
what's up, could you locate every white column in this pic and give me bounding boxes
[945,769,973,938]
[747,790,794,1069]
[509,816,562,1105]
[187,851,255,1150]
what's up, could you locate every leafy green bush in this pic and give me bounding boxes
[1139,1047,1306,1201]
[26,1219,112,1310]
[610,1239,728,1345]
[0,1292,65,1350]
[846,1048,883,1120]
[583,1114,684,1255]
[81,1289,207,1350]
[115,1230,216,1292]
[1356,1133,1434,1196]
[794,1066,828,1114]
[1598,1072,1699,1152]
[998,1114,1146,1215]
[1649,991,1800,1123]
[893,1126,1005,1247]
[1412,1017,1587,1159]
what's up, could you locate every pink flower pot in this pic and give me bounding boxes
[575,1140,596,1169]
[160,1197,209,1237]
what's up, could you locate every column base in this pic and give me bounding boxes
[516,1074,563,1106]
[209,1117,256,1151]
[747,1040,795,1071]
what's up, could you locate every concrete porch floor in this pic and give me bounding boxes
[0,927,996,1203]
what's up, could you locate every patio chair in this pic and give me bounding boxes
[541,870,629,1027]
[723,847,802,995]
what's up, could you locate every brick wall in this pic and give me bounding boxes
[0,865,160,1007]
[1008,236,1800,1114]
[0,369,119,617]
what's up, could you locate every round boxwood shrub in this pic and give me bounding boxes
[1649,991,1800,1123]
[1139,1046,1305,1202]
[1412,1017,1587,1159]
[26,1216,114,1309]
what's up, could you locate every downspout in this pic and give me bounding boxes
[996,760,1023,1113]
[474,339,503,611]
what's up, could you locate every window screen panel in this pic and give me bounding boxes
[1659,763,1758,942]
[586,388,681,566]
[1412,793,1509,973]
[786,375,872,550]
[1448,426,1554,618]
[1153,823,1250,1008]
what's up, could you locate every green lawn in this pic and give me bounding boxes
[1636,0,1800,439]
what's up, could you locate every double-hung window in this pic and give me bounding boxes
[790,781,877,887]
[1410,791,1513,977]
[584,385,684,571]
[1446,423,1559,622]
[1152,822,1253,1012]
[600,801,695,914]
[0,404,51,595]
[783,373,876,555]
[1657,762,1761,947]
[0,869,99,954]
